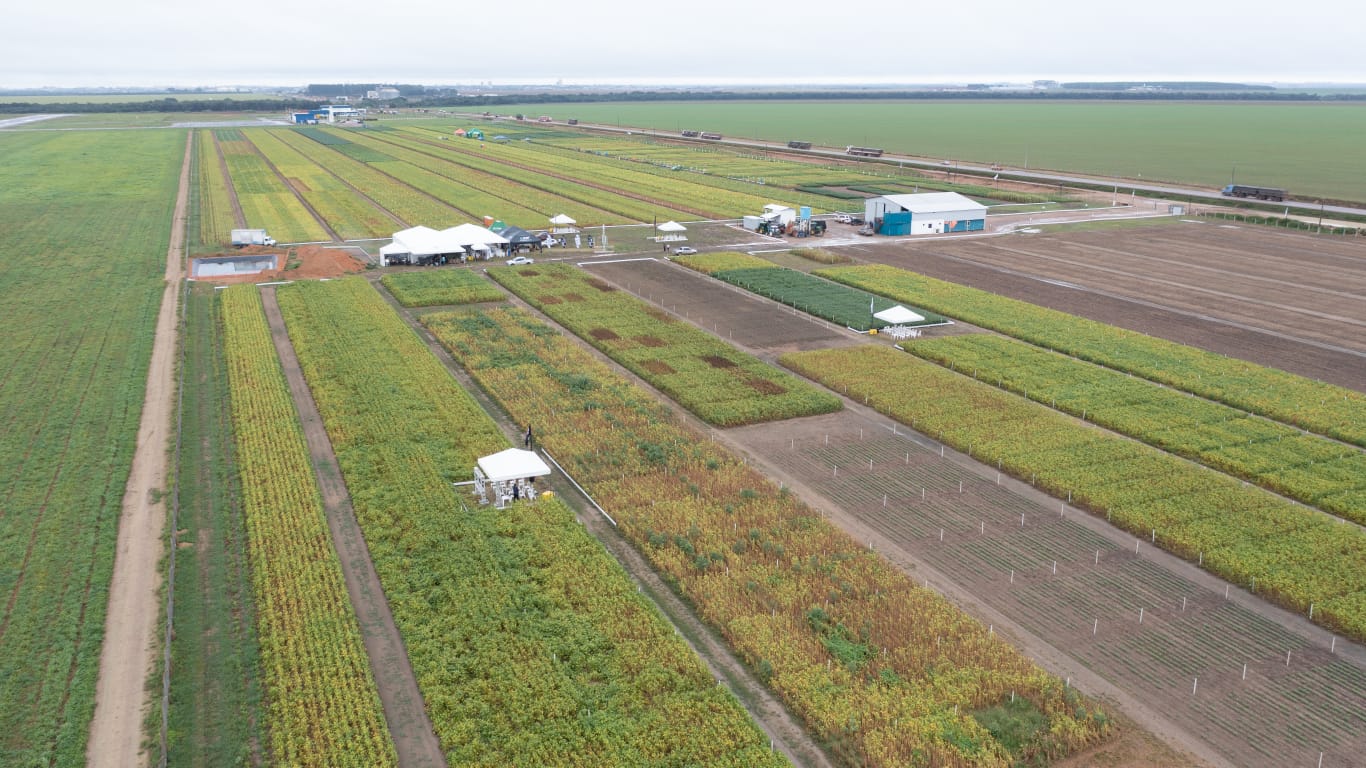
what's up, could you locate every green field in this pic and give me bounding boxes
[490,101,1366,201]
[0,128,183,766]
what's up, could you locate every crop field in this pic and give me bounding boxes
[782,345,1366,642]
[191,130,238,247]
[727,416,1366,768]
[241,130,394,241]
[380,269,505,307]
[220,286,395,767]
[488,101,1366,200]
[275,278,786,766]
[818,263,1366,446]
[0,128,182,765]
[673,252,947,331]
[214,130,328,243]
[905,334,1366,521]
[488,263,842,426]
[424,305,1113,767]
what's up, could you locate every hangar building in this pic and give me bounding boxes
[863,192,986,236]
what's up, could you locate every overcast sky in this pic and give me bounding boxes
[4,0,1363,89]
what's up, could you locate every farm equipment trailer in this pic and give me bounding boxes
[1222,184,1287,202]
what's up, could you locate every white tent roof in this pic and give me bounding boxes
[441,222,510,247]
[549,213,576,225]
[390,225,460,256]
[878,192,986,216]
[477,448,551,483]
[380,242,411,256]
[656,221,687,232]
[874,305,925,324]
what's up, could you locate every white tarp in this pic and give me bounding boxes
[477,448,551,483]
[656,221,687,232]
[390,225,459,256]
[874,305,925,324]
[549,213,576,225]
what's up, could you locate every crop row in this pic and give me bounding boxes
[488,263,842,426]
[325,129,567,224]
[907,334,1366,522]
[424,305,1112,767]
[266,129,457,227]
[216,134,328,243]
[241,130,393,240]
[380,269,505,307]
[220,286,396,767]
[817,264,1366,447]
[193,129,236,246]
[343,128,645,226]
[0,128,182,766]
[781,345,1366,643]
[674,253,945,331]
[393,125,693,221]
[274,278,785,766]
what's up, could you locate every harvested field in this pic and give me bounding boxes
[844,222,1366,391]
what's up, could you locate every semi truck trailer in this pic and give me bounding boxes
[1221,184,1287,202]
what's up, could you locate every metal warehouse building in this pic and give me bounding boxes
[864,192,987,236]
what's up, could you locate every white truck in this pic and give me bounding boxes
[231,228,277,247]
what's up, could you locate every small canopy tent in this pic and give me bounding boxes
[472,448,551,509]
[500,225,544,251]
[874,305,925,325]
[549,213,578,234]
[655,220,688,242]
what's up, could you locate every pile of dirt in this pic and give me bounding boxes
[193,244,368,284]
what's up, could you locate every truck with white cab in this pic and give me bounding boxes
[231,228,277,247]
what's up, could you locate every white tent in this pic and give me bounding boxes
[477,448,551,482]
[383,225,466,265]
[549,213,578,234]
[441,223,510,248]
[874,305,925,324]
[656,220,688,242]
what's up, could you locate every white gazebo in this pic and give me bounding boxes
[655,220,688,242]
[472,448,551,509]
[549,213,578,235]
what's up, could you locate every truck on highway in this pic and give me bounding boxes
[231,228,276,247]
[1221,184,1287,202]
[787,140,812,150]
[846,146,884,158]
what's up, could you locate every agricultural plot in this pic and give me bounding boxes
[347,128,653,226]
[193,129,237,247]
[266,129,459,227]
[782,345,1366,642]
[488,263,842,427]
[424,305,1113,767]
[214,132,328,243]
[241,130,394,240]
[733,419,1366,768]
[674,253,945,331]
[0,128,181,766]
[381,269,505,307]
[905,334,1366,521]
[220,286,396,767]
[818,264,1366,448]
[165,286,263,768]
[275,278,786,767]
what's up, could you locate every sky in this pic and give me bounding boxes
[4,0,1363,89]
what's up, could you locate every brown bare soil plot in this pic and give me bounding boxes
[845,222,1366,391]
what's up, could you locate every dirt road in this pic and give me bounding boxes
[87,132,189,767]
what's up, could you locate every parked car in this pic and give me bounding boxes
[506,255,535,266]
[673,246,698,255]
[833,214,853,224]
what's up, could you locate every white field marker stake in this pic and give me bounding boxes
[1242,663,1247,680]
[1093,619,1098,636]
[1192,677,1198,695]
[1139,607,1144,624]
